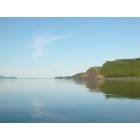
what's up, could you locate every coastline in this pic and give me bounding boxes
[55,76,140,81]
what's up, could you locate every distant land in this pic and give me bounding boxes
[0,76,51,79]
[55,57,140,79]
[0,76,17,79]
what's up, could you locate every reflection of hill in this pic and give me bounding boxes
[101,80,140,99]
[74,79,140,99]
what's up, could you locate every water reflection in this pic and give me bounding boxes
[73,79,140,99]
[0,79,140,122]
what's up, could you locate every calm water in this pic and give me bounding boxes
[0,78,140,123]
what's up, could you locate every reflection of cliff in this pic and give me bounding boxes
[74,79,104,91]
[74,79,140,99]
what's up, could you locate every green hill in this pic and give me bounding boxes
[55,57,140,79]
[101,58,140,77]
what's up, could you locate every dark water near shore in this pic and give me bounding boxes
[0,78,140,123]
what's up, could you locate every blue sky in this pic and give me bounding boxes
[0,17,140,78]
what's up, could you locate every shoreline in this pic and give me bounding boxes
[55,77,140,81]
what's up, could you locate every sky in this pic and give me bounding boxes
[0,17,140,78]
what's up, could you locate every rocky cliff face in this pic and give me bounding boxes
[72,67,103,79]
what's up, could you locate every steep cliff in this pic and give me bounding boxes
[72,67,102,79]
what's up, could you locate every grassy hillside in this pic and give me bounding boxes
[101,58,140,77]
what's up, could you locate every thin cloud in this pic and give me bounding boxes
[27,34,67,58]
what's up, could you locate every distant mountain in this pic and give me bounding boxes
[55,57,140,79]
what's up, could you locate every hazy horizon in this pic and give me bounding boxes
[0,17,140,78]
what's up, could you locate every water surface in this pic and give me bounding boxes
[0,79,140,122]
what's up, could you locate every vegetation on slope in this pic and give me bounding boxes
[101,58,140,77]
